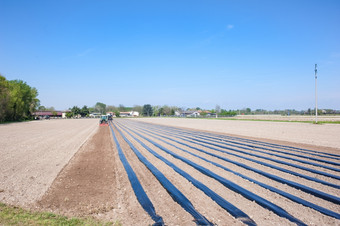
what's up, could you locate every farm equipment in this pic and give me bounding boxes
[99,115,108,126]
[108,114,113,121]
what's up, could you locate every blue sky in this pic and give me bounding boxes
[1,0,339,110]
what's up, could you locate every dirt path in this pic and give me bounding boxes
[37,125,157,225]
[37,126,117,215]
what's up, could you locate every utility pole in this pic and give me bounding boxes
[315,64,318,124]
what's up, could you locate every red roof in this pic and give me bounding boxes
[33,111,62,116]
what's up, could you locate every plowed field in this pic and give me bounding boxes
[1,118,339,225]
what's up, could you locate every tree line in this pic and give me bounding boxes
[0,75,39,122]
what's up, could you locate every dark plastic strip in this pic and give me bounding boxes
[109,124,164,225]
[115,121,306,225]
[143,120,340,159]
[128,121,340,182]
[124,122,340,220]
[195,132,340,161]
[114,122,257,226]
[142,120,340,161]
[147,124,340,172]
[121,121,340,204]
[110,122,212,225]
[184,135,340,172]
[171,128,340,166]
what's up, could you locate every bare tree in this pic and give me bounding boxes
[132,105,143,114]
[215,105,221,113]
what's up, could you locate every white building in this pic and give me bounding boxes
[120,111,140,117]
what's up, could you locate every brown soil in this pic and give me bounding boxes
[37,123,239,225]
[0,119,98,207]
[37,126,116,214]
[37,126,153,225]
[2,118,339,225]
[131,118,340,149]
[113,119,340,226]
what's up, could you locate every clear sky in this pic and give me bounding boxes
[1,0,339,111]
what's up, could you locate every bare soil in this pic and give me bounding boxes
[0,119,98,207]
[36,125,154,225]
[117,119,340,225]
[37,126,117,214]
[1,118,339,225]
[234,115,340,122]
[131,117,340,150]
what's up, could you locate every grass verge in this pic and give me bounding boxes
[0,202,118,226]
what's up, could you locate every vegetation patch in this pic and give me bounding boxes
[0,202,117,226]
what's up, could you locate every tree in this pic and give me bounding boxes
[163,105,171,116]
[220,109,237,117]
[106,105,117,112]
[0,76,39,122]
[118,104,126,112]
[38,105,46,111]
[71,106,81,117]
[114,110,120,117]
[132,105,143,114]
[200,111,207,117]
[158,107,164,116]
[29,87,39,116]
[45,106,55,111]
[143,104,153,117]
[307,108,311,115]
[95,102,106,114]
[215,105,221,114]
[8,79,39,121]
[80,105,90,117]
[0,75,10,122]
[152,105,160,116]
[170,106,179,116]
[65,111,73,118]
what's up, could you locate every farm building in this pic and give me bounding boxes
[33,111,63,119]
[175,111,200,117]
[120,111,140,117]
[89,113,101,118]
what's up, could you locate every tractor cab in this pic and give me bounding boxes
[99,115,108,126]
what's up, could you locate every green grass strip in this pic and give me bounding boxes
[0,202,118,226]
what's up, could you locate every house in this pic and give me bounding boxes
[119,111,140,117]
[130,111,139,117]
[62,110,71,118]
[174,111,181,116]
[206,112,216,117]
[89,113,101,118]
[120,112,131,117]
[176,111,200,117]
[106,112,116,117]
[33,111,63,119]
